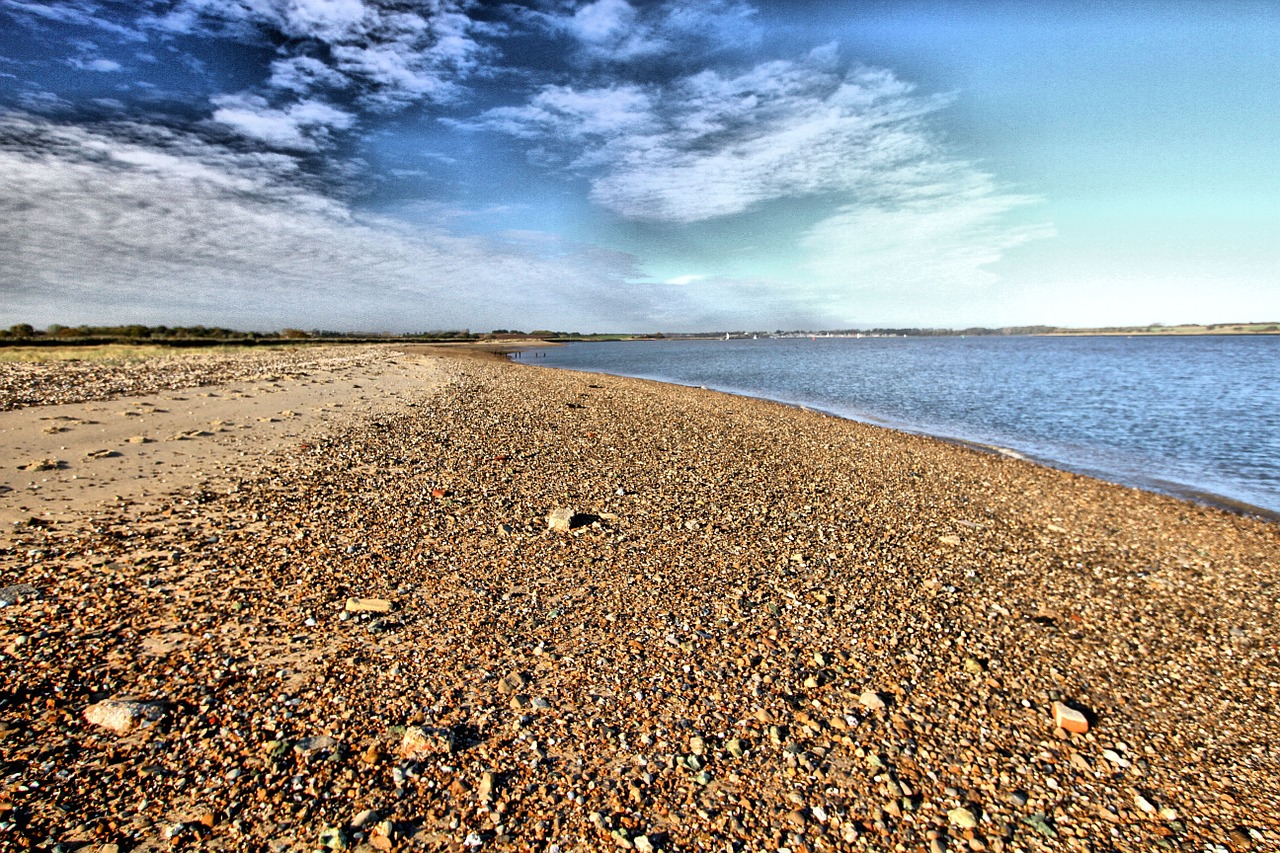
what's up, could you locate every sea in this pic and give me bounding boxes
[530,335,1280,518]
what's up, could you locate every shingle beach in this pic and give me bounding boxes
[1,345,1277,852]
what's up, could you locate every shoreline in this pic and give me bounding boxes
[519,349,1280,525]
[2,346,1278,851]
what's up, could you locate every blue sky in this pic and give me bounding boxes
[1,1,1275,332]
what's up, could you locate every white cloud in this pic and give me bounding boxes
[158,0,492,110]
[1,0,150,41]
[474,41,1053,301]
[664,274,707,286]
[267,55,351,94]
[71,57,122,72]
[474,51,955,223]
[801,176,1055,301]
[210,94,354,150]
[0,112,671,331]
[532,0,760,63]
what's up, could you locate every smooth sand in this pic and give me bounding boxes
[0,350,446,535]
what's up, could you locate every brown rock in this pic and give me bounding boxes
[83,699,166,734]
[1052,702,1089,734]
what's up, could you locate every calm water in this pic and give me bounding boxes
[532,336,1280,516]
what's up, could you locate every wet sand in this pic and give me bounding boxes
[1,346,1277,852]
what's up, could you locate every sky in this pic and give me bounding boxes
[0,1,1276,333]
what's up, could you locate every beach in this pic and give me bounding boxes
[1,344,1277,852]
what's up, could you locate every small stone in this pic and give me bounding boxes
[1008,791,1029,807]
[962,657,985,674]
[318,827,348,850]
[84,699,166,734]
[1052,702,1089,734]
[1228,827,1254,849]
[479,771,496,801]
[400,726,453,757]
[725,738,745,759]
[1157,807,1178,821]
[362,743,382,765]
[1023,813,1058,839]
[1134,793,1157,814]
[0,584,40,606]
[633,836,654,853]
[930,840,948,853]
[497,523,515,536]
[294,735,338,754]
[497,671,527,694]
[1102,749,1131,768]
[351,809,376,829]
[547,507,575,532]
[689,736,705,755]
[948,807,978,830]
[345,598,393,613]
[859,691,887,712]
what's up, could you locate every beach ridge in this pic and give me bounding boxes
[1,346,1276,851]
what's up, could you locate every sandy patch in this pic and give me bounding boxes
[0,350,448,537]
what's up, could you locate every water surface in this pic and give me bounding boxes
[533,336,1280,517]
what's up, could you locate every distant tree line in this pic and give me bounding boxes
[0,324,483,345]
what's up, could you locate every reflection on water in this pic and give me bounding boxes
[535,336,1280,516]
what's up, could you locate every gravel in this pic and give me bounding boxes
[1,347,1277,852]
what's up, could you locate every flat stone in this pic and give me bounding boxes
[948,807,978,829]
[0,584,40,606]
[294,735,338,754]
[1052,701,1089,734]
[345,598,393,613]
[859,691,887,712]
[84,699,166,734]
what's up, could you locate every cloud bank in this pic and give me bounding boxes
[0,0,1057,329]
[0,112,670,331]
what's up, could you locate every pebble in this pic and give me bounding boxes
[546,506,575,532]
[83,699,166,734]
[0,583,40,606]
[1052,701,1090,734]
[2,346,1277,853]
[345,597,393,613]
[859,690,887,712]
